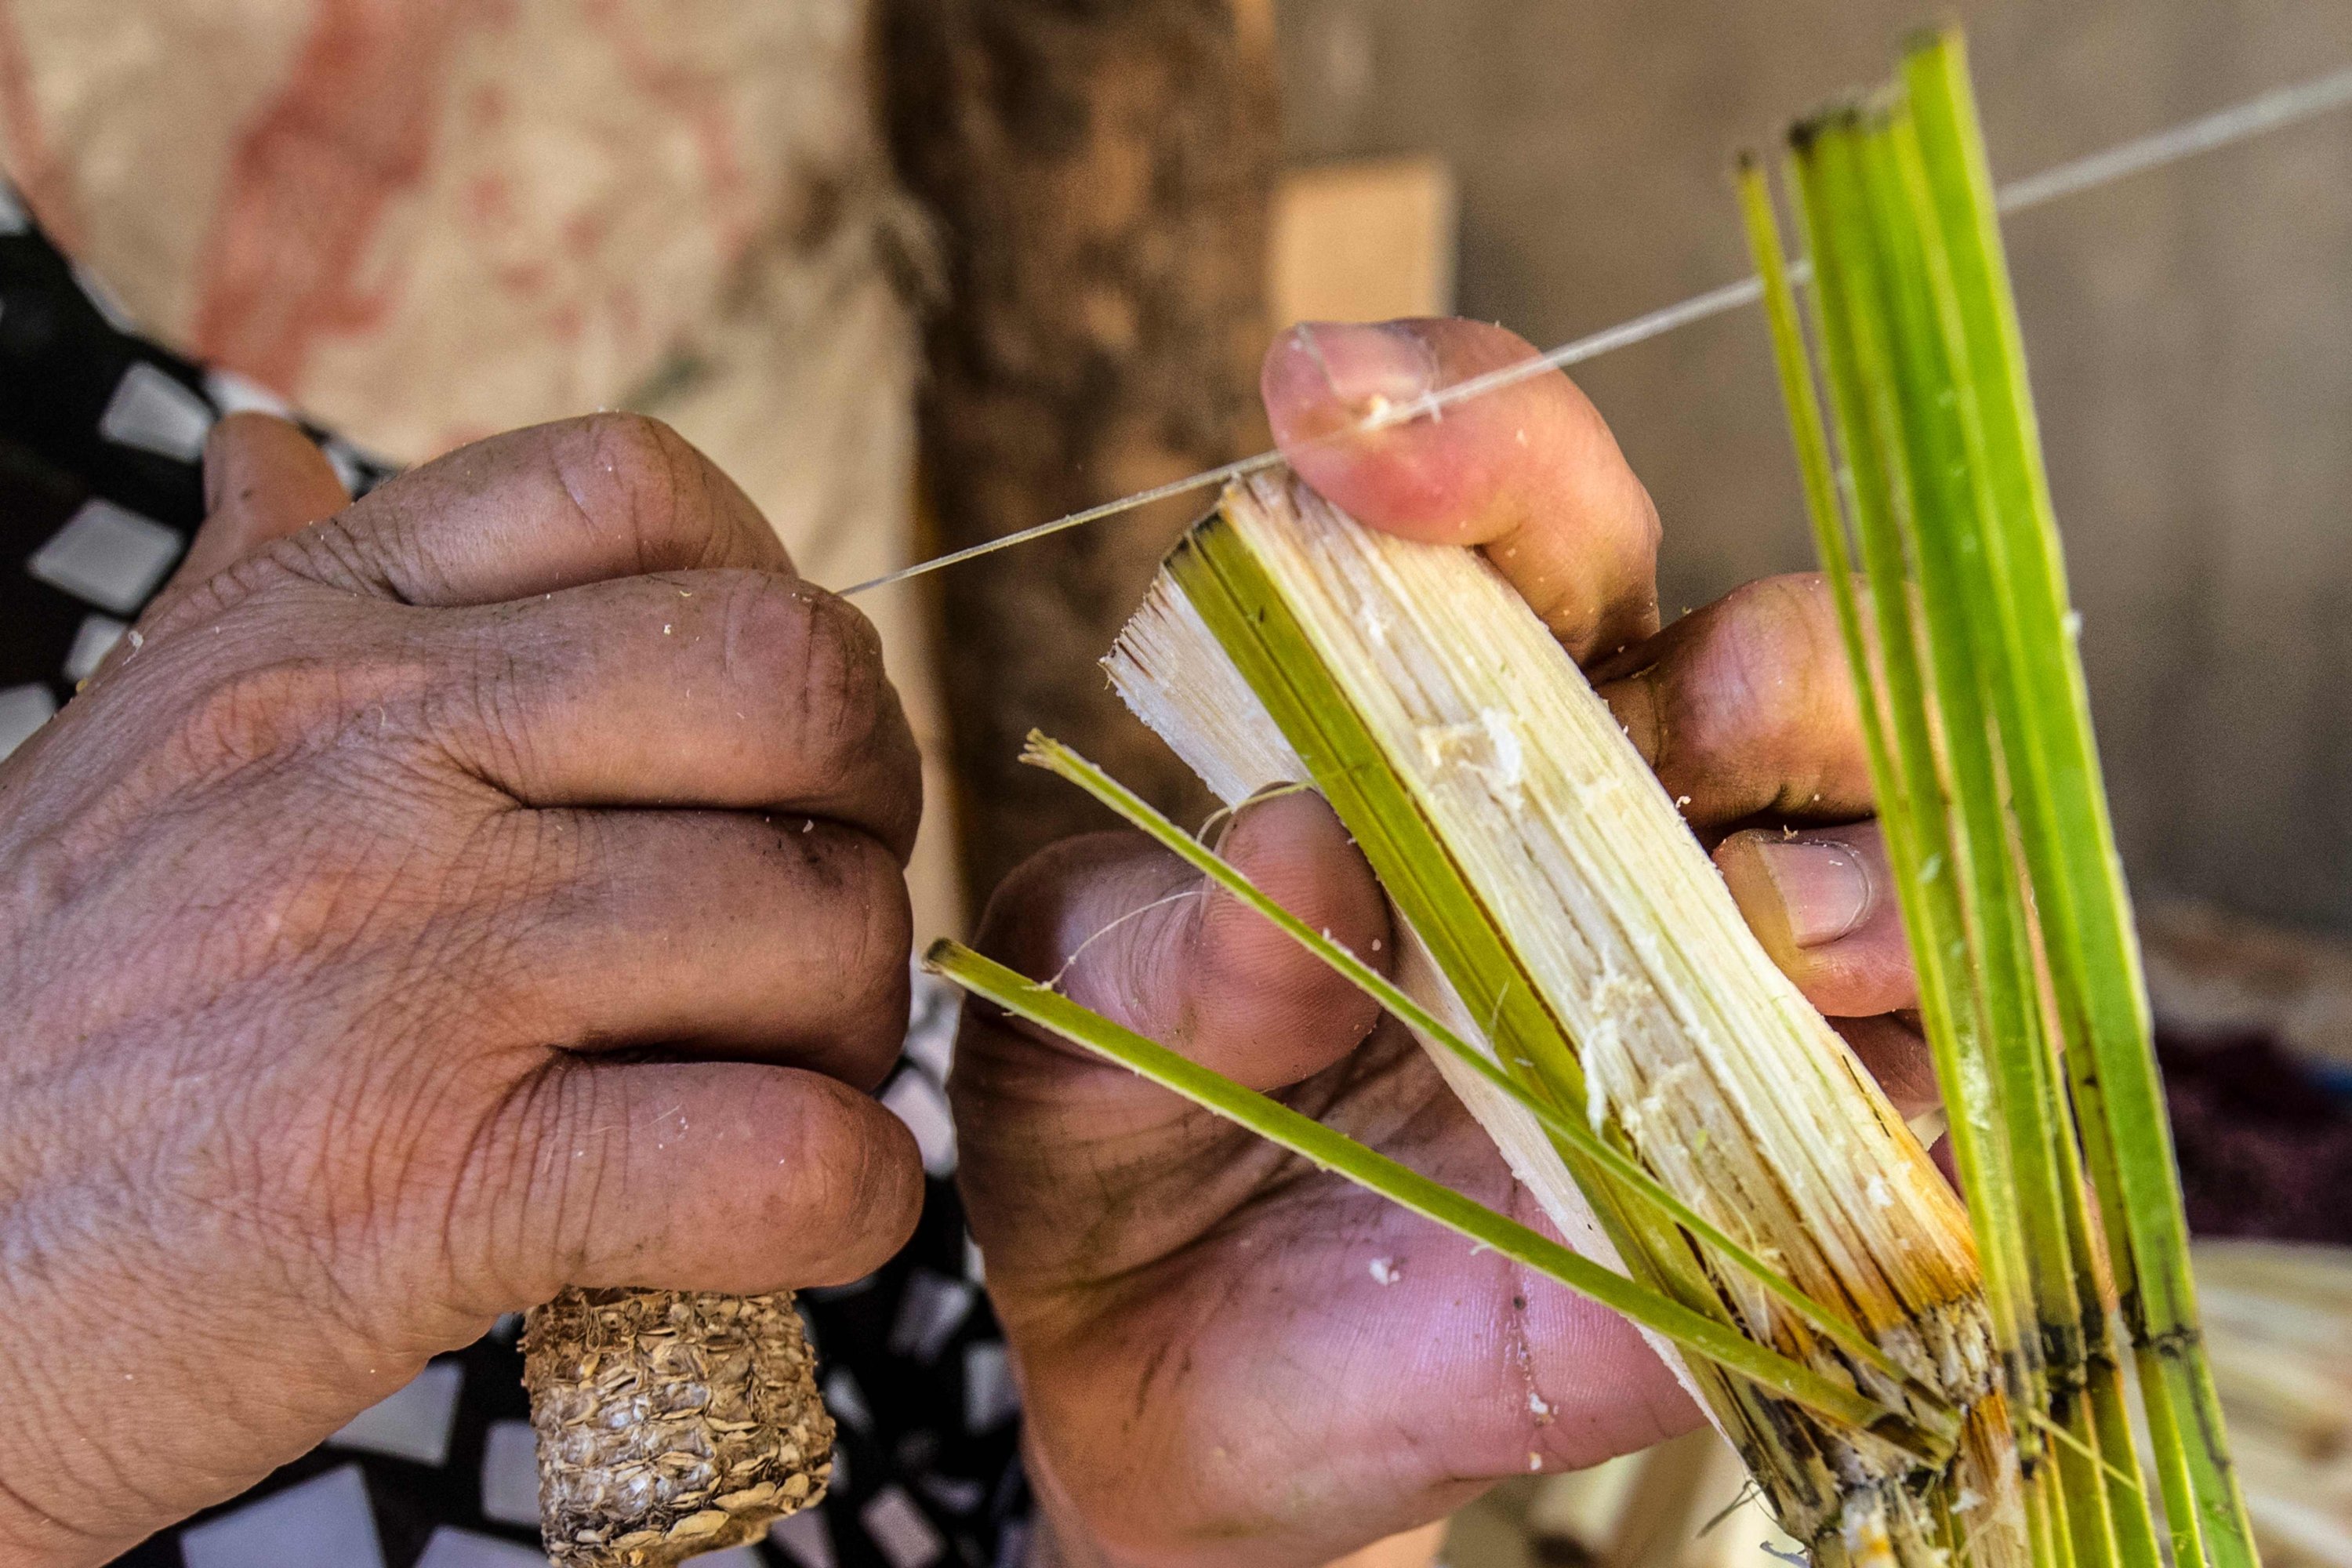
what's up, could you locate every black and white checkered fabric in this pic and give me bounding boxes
[1,183,1029,1568]
[0,183,391,748]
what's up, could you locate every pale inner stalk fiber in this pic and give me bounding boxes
[1107,471,2019,1567]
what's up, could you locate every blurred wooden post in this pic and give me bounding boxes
[877,0,1279,906]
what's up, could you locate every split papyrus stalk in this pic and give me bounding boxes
[1106,471,2020,1568]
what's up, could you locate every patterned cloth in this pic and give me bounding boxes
[0,186,1028,1568]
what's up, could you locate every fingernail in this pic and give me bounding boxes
[1751,838,1874,948]
[1295,321,1437,416]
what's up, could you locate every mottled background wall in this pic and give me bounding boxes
[1276,0,2352,935]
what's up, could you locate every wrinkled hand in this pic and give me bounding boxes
[953,321,1932,1568]
[0,413,925,1565]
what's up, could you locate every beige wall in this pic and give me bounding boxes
[0,0,963,944]
[1276,0,2352,935]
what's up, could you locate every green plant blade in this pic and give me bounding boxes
[925,938,1945,1455]
[1777,117,2045,1433]
[1018,727,1950,1415]
[1746,27,2259,1568]
[1900,33,2256,1568]
[1878,68,2157,1568]
[1857,114,2137,1568]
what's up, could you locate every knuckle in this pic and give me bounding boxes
[134,549,314,645]
[782,830,912,1084]
[267,513,401,597]
[1679,576,1822,740]
[702,574,869,741]
[1715,571,1818,637]
[786,1080,919,1276]
[790,1078,867,1199]
[855,866,914,1004]
[578,409,682,478]
[789,589,891,733]
[644,573,918,848]
[1726,571,1834,634]
[1724,574,1848,738]
[463,1062,601,1299]
[1653,573,1863,817]
[439,638,547,793]
[707,569,824,677]
[172,655,378,775]
[549,412,720,570]
[821,830,913,997]
[735,580,909,777]
[448,811,582,933]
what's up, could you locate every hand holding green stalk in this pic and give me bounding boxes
[929,938,1940,1453]
[1012,730,1952,1422]
[953,316,1947,1568]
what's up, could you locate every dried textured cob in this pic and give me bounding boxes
[1104,470,2020,1568]
[522,1287,832,1567]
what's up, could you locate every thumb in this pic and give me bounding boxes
[175,412,351,588]
[950,790,1392,1295]
[973,789,1394,1097]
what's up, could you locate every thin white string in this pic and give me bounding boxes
[1994,63,2352,213]
[1045,886,1207,991]
[841,60,2352,599]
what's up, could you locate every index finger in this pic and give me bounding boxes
[174,414,352,589]
[299,413,789,607]
[1261,318,1662,661]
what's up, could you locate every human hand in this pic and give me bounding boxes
[0,413,926,1565]
[953,320,1930,1567]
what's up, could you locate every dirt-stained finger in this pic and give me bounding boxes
[465,1057,924,1302]
[175,414,352,589]
[290,413,791,607]
[483,808,914,1091]
[439,567,921,859]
